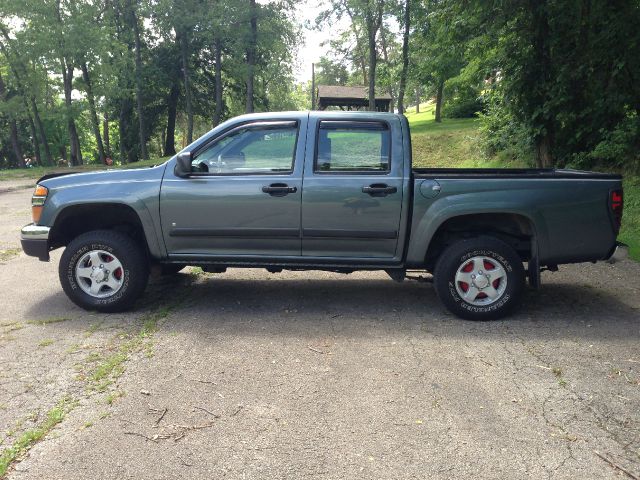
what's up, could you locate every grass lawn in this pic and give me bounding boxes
[618,176,639,260]
[406,103,529,169]
[0,157,168,182]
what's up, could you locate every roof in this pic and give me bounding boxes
[317,85,392,101]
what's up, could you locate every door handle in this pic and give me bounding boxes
[362,184,397,196]
[262,183,297,196]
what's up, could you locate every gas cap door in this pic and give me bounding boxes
[419,179,442,199]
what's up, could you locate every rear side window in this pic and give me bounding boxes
[315,121,390,173]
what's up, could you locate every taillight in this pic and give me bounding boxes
[610,189,623,233]
[31,184,48,224]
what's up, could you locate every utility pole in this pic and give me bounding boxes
[311,63,316,110]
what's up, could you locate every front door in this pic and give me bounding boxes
[301,119,404,259]
[160,119,306,258]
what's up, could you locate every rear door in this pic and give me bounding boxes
[301,117,404,259]
[160,117,306,258]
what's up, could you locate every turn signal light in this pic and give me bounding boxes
[33,185,48,197]
[31,184,48,224]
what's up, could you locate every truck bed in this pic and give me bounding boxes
[413,168,622,179]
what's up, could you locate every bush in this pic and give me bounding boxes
[443,85,485,119]
[589,112,640,169]
[478,93,534,165]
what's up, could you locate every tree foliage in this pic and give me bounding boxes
[0,0,300,167]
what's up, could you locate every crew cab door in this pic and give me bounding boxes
[301,118,405,259]
[160,118,306,258]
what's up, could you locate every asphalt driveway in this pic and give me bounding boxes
[0,184,638,479]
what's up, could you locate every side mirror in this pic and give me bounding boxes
[175,151,192,178]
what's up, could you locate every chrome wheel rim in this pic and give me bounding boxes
[454,256,508,306]
[75,250,124,299]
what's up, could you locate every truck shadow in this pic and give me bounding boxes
[160,272,638,341]
[25,272,639,342]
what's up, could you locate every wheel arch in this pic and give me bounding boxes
[422,212,538,271]
[49,202,161,258]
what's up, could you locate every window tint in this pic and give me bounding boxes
[316,122,390,172]
[193,124,297,174]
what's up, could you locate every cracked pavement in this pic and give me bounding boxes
[0,183,639,479]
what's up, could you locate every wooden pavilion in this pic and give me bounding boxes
[315,85,392,112]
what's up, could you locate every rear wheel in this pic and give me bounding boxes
[434,236,525,320]
[59,230,149,312]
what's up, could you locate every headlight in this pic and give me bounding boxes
[31,185,48,224]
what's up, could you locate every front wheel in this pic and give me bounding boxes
[433,236,525,320]
[59,230,149,312]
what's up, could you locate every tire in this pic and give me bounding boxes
[160,264,187,276]
[433,236,525,321]
[59,230,149,313]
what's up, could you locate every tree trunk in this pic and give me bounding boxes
[26,111,40,165]
[103,111,111,158]
[415,87,420,113]
[9,121,25,168]
[81,62,106,164]
[535,135,553,168]
[379,26,395,112]
[62,62,82,165]
[59,145,67,163]
[55,0,81,165]
[366,4,383,112]
[179,30,193,144]
[213,38,223,127]
[30,97,53,165]
[434,80,444,122]
[245,0,257,113]
[131,1,148,160]
[530,0,555,167]
[1,71,24,167]
[397,0,410,115]
[164,82,179,156]
[367,24,377,111]
[119,98,130,164]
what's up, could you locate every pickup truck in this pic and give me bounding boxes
[20,111,627,320]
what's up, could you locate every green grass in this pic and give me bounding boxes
[618,176,639,260]
[0,249,21,262]
[86,304,176,392]
[0,157,168,183]
[0,397,74,477]
[406,103,529,169]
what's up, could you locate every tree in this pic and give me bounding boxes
[0,0,304,167]
[317,0,390,110]
[396,0,410,114]
[245,0,258,113]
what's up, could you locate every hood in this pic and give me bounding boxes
[39,162,169,190]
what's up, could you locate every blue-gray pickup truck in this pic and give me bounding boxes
[20,111,627,320]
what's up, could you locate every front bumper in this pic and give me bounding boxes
[20,224,50,261]
[606,242,629,264]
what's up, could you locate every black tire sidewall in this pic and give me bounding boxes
[434,237,525,321]
[59,231,148,312]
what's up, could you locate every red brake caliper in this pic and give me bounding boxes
[104,254,122,280]
[484,260,500,289]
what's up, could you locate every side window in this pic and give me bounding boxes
[193,123,298,174]
[315,121,390,173]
